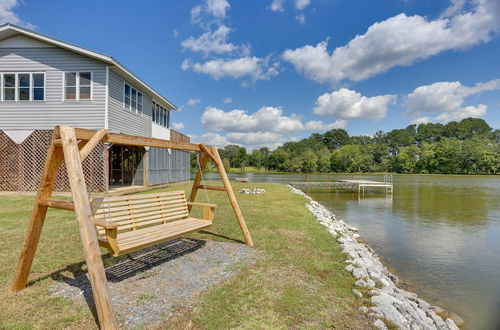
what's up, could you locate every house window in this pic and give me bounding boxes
[1,72,45,101]
[65,72,92,100]
[152,101,170,128]
[123,83,143,114]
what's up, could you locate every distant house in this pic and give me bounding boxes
[0,23,190,192]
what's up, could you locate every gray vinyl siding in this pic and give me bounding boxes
[107,70,152,137]
[148,148,190,185]
[0,47,106,129]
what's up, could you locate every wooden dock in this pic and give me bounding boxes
[290,177,393,195]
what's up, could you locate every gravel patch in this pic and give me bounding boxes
[51,238,258,328]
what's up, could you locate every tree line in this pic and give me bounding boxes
[193,118,500,175]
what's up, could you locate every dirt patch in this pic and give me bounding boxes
[51,238,259,328]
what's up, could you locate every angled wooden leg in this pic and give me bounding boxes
[211,146,254,247]
[12,129,64,291]
[59,126,118,330]
[188,151,210,211]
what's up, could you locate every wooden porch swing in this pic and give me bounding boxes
[11,125,253,330]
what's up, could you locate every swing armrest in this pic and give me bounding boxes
[93,219,119,229]
[187,202,217,221]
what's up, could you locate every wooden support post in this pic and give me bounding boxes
[211,146,254,247]
[59,126,118,330]
[188,151,210,211]
[12,129,64,291]
[79,129,107,161]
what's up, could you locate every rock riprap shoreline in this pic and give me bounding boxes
[289,186,460,330]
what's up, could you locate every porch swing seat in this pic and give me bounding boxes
[92,190,216,256]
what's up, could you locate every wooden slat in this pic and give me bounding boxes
[196,185,227,191]
[94,198,187,214]
[117,220,206,244]
[96,211,190,235]
[38,198,75,211]
[94,203,187,219]
[99,190,185,203]
[95,206,188,223]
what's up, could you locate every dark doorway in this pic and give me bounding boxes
[109,145,145,187]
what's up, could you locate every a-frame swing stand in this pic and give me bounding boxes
[11,125,253,329]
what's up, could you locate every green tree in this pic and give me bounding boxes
[323,129,350,150]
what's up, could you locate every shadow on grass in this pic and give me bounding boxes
[27,238,206,327]
[199,230,246,244]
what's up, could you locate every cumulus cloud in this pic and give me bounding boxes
[181,25,250,56]
[198,105,347,149]
[182,56,279,82]
[222,97,233,104]
[283,0,500,85]
[190,5,203,24]
[191,132,231,147]
[0,0,35,29]
[405,79,500,123]
[172,122,185,130]
[314,88,396,120]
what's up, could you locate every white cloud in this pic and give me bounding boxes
[410,117,432,125]
[206,0,230,18]
[269,0,311,11]
[181,25,250,56]
[222,97,233,104]
[191,132,231,147]
[187,98,201,106]
[190,5,203,24]
[202,106,303,133]
[270,0,285,12]
[405,79,500,123]
[314,88,396,120]
[197,105,345,149]
[172,122,185,130]
[283,0,500,85]
[182,56,279,82]
[0,0,35,29]
[294,0,310,10]
[296,14,306,24]
[304,119,347,130]
[173,29,179,38]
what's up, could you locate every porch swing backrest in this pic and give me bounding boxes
[91,190,216,256]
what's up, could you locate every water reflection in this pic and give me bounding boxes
[204,173,500,330]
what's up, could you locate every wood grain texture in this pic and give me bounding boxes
[59,125,118,330]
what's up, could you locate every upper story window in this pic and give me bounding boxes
[0,72,45,101]
[152,101,170,128]
[124,83,143,114]
[64,72,92,100]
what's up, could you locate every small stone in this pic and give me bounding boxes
[373,319,387,329]
[359,306,369,314]
[355,279,367,287]
[352,289,363,298]
[345,264,355,273]
[445,318,459,330]
[366,279,376,288]
[353,267,368,279]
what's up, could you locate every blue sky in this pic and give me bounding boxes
[2,0,500,149]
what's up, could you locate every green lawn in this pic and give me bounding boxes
[0,182,370,329]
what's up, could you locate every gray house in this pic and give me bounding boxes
[0,23,190,192]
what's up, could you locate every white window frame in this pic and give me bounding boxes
[63,71,93,101]
[0,72,46,102]
[123,83,143,115]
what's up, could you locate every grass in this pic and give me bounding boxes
[0,182,371,329]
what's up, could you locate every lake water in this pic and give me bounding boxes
[205,173,500,329]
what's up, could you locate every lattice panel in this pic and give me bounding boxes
[0,130,107,192]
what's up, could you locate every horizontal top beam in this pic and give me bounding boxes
[54,126,202,152]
